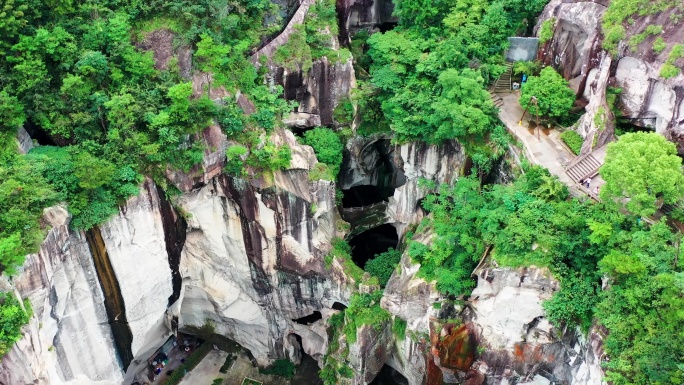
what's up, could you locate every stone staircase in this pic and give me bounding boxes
[493,62,514,93]
[490,93,504,109]
[565,154,601,182]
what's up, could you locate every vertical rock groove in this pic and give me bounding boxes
[155,184,187,307]
[85,227,134,371]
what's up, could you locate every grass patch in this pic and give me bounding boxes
[561,130,583,155]
[258,359,296,378]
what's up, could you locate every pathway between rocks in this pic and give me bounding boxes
[496,91,605,198]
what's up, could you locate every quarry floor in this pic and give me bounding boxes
[178,349,322,385]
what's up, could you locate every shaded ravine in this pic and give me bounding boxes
[85,227,134,370]
[155,184,187,306]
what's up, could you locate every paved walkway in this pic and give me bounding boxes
[496,91,605,198]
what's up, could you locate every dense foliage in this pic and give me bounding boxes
[364,248,401,287]
[0,0,297,273]
[301,127,344,179]
[600,132,684,217]
[519,66,575,121]
[358,0,548,172]
[258,359,296,378]
[417,165,684,382]
[560,130,583,155]
[0,292,31,356]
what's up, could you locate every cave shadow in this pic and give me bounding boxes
[348,223,398,268]
[369,364,409,385]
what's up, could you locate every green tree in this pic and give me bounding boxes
[519,66,575,121]
[301,127,343,176]
[599,132,684,217]
[364,248,402,287]
[0,292,31,357]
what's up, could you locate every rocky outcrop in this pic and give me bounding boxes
[537,0,607,90]
[538,0,684,152]
[0,206,122,385]
[340,136,463,235]
[387,140,463,234]
[169,129,354,366]
[377,239,605,385]
[274,57,356,126]
[338,0,397,44]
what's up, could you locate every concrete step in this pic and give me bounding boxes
[566,154,602,182]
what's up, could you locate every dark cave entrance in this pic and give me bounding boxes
[369,364,409,385]
[340,139,406,208]
[289,333,322,385]
[342,185,386,207]
[292,311,323,325]
[289,125,317,138]
[616,119,654,136]
[348,223,398,268]
[332,302,348,311]
[24,121,57,146]
[378,22,398,32]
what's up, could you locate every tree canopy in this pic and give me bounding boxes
[519,66,575,120]
[599,132,684,217]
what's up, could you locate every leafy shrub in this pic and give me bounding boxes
[542,272,599,331]
[513,61,541,76]
[392,317,407,341]
[343,291,391,344]
[0,292,31,357]
[364,248,401,287]
[539,18,556,43]
[301,127,344,178]
[519,67,575,121]
[273,26,313,72]
[333,99,354,127]
[219,354,236,373]
[212,379,224,385]
[225,145,248,176]
[259,359,296,378]
[247,144,291,173]
[560,130,583,155]
[653,37,667,54]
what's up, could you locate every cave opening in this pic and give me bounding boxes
[378,22,398,33]
[292,311,323,325]
[340,139,406,208]
[369,364,409,385]
[332,302,348,311]
[348,223,398,268]
[342,185,386,207]
[616,119,654,136]
[24,121,57,146]
[289,125,317,138]
[289,333,322,385]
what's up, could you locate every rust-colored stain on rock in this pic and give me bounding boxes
[437,324,477,371]
[427,319,479,385]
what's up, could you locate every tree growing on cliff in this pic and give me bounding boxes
[0,292,31,357]
[519,66,575,121]
[599,132,684,217]
[301,127,343,176]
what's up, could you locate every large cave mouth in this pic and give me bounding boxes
[340,139,407,208]
[369,364,409,385]
[348,223,398,268]
[292,311,323,325]
[342,185,386,207]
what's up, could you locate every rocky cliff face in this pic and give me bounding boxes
[538,0,684,153]
[376,250,605,385]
